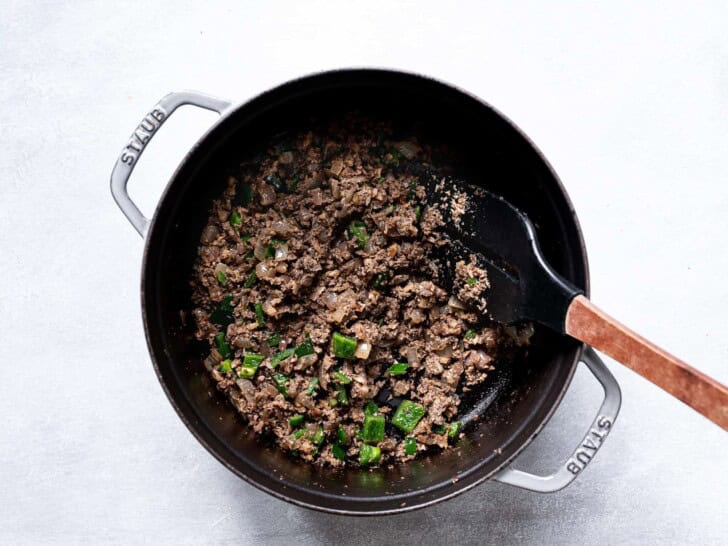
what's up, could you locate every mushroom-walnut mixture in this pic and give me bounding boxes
[191,118,532,467]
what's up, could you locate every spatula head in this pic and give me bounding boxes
[420,174,582,333]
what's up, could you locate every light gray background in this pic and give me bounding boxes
[2,1,727,544]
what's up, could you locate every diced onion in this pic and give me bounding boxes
[214,263,228,275]
[262,299,277,317]
[447,296,467,310]
[274,243,288,260]
[255,261,275,279]
[355,341,371,359]
[322,291,338,310]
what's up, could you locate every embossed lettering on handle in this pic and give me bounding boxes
[110,91,232,237]
[493,347,621,493]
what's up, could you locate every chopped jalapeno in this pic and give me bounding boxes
[332,332,357,359]
[254,303,265,328]
[210,296,234,327]
[333,370,352,384]
[214,332,231,359]
[386,362,408,376]
[295,334,315,357]
[466,277,477,286]
[358,444,381,465]
[464,329,476,340]
[268,332,282,347]
[448,421,462,439]
[270,348,295,367]
[309,426,325,446]
[229,210,242,229]
[272,373,289,396]
[243,271,257,288]
[347,220,370,249]
[332,443,346,461]
[288,414,305,427]
[216,270,228,285]
[238,352,264,379]
[404,437,417,456]
[337,425,348,445]
[364,401,379,417]
[293,429,306,440]
[392,400,426,434]
[218,359,232,374]
[305,377,320,396]
[335,384,349,405]
[362,414,385,444]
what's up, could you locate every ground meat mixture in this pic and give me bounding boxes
[190,117,532,467]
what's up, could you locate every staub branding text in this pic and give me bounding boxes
[119,107,167,166]
[565,415,612,475]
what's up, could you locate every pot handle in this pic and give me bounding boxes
[110,91,232,238]
[493,347,621,493]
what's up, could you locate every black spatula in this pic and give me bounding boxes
[422,174,728,431]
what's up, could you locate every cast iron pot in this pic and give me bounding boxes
[111,69,621,515]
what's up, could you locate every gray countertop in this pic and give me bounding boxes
[1,2,727,544]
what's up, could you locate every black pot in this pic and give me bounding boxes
[111,69,621,515]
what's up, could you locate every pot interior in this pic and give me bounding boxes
[142,70,587,514]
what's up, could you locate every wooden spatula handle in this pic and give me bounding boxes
[565,295,728,431]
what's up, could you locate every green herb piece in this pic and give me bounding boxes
[333,370,352,384]
[332,443,346,461]
[466,277,477,286]
[237,352,264,379]
[309,426,325,446]
[218,359,232,374]
[392,400,427,434]
[210,296,234,327]
[337,425,348,445]
[347,220,370,249]
[358,444,381,465]
[270,348,295,367]
[255,303,265,328]
[305,377,319,396]
[214,332,231,359]
[272,373,289,396]
[362,414,385,444]
[295,334,315,357]
[332,332,357,359]
[335,384,349,405]
[243,271,257,288]
[268,332,282,347]
[233,183,253,206]
[216,270,228,285]
[414,205,422,221]
[464,329,476,340]
[293,429,306,440]
[432,424,447,435]
[386,362,409,376]
[229,209,243,229]
[364,401,379,417]
[448,421,462,439]
[288,414,305,427]
[404,437,417,456]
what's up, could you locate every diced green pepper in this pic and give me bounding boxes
[464,329,476,340]
[305,377,320,396]
[294,334,315,357]
[404,437,417,456]
[448,421,462,439]
[216,270,228,285]
[358,444,381,465]
[214,332,231,359]
[270,348,295,367]
[243,271,257,288]
[272,373,289,396]
[364,401,379,417]
[362,414,385,444]
[333,370,352,384]
[268,332,282,347]
[254,303,265,328]
[229,210,242,229]
[466,277,477,286]
[218,359,232,374]
[309,426,325,446]
[238,352,264,378]
[392,400,426,434]
[288,414,305,427]
[293,429,306,440]
[386,362,408,376]
[210,296,234,327]
[347,220,370,249]
[332,443,346,461]
[337,425,348,445]
[414,205,422,221]
[335,384,349,405]
[332,332,357,359]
